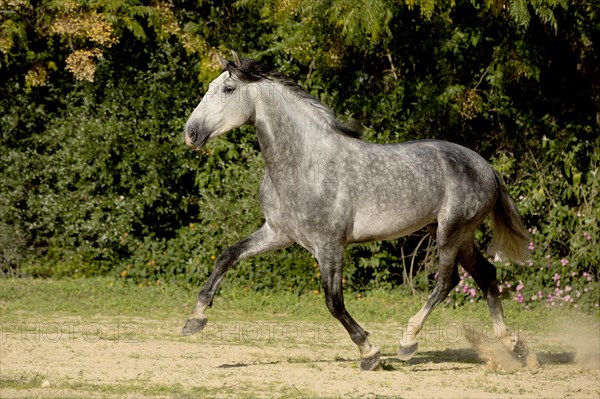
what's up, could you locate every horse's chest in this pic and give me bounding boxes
[259,177,349,240]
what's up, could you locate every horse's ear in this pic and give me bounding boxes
[216,52,229,69]
[231,50,242,67]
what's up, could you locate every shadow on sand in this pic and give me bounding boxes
[217,348,592,370]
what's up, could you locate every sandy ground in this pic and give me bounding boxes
[1,316,599,398]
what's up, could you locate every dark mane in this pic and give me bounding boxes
[225,58,362,139]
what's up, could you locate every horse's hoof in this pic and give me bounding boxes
[513,339,528,358]
[360,351,381,371]
[181,317,208,336]
[398,342,419,361]
[513,339,538,367]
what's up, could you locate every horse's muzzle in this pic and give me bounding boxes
[184,119,210,151]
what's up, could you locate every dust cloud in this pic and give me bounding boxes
[464,318,600,372]
[559,320,600,369]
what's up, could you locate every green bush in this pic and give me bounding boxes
[1,40,201,274]
[1,1,597,309]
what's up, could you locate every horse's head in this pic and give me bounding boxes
[184,51,261,150]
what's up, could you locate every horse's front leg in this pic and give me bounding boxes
[182,222,292,335]
[317,243,381,371]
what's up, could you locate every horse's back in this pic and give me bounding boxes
[346,139,496,195]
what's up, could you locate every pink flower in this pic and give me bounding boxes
[516,282,524,292]
[564,295,572,302]
[565,285,572,292]
[531,294,538,301]
[528,242,535,251]
[547,294,554,302]
[516,293,524,303]
[552,273,561,282]
[560,258,569,266]
[583,232,592,241]
[469,288,477,298]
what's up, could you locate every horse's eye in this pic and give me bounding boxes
[223,85,235,94]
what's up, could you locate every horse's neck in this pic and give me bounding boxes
[254,89,333,165]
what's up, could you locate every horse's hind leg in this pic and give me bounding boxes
[398,225,460,360]
[182,222,292,335]
[458,242,535,365]
[317,243,380,370]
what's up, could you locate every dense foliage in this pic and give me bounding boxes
[1,0,598,308]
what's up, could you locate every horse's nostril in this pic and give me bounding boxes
[184,120,207,149]
[189,127,198,141]
[185,121,200,143]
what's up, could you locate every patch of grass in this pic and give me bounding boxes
[286,355,313,364]
[0,375,243,398]
[1,277,597,336]
[63,380,229,398]
[0,277,192,319]
[0,277,412,322]
[0,373,46,390]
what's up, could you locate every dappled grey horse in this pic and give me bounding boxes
[182,52,531,370]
